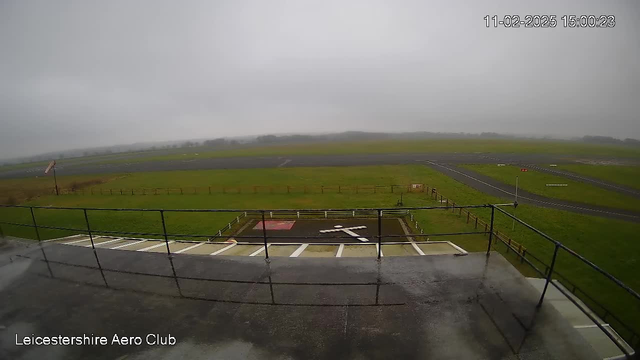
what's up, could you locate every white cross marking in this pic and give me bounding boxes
[319,225,369,242]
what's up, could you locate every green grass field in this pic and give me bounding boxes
[461,164,640,212]
[81,139,640,166]
[1,165,639,339]
[557,164,640,190]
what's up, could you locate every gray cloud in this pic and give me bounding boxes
[1,0,639,158]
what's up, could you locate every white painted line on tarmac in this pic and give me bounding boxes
[250,244,270,256]
[45,234,84,243]
[277,159,292,167]
[290,244,309,257]
[85,238,123,247]
[336,244,345,257]
[411,242,426,256]
[138,241,173,252]
[64,236,100,245]
[574,324,610,329]
[426,161,640,220]
[447,241,469,256]
[376,243,384,257]
[111,240,147,249]
[175,242,205,254]
[210,243,236,255]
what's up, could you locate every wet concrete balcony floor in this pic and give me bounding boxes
[0,243,600,360]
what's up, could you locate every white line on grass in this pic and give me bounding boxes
[175,242,205,254]
[290,244,309,257]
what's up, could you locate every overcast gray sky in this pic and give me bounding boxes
[1,0,639,158]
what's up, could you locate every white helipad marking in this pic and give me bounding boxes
[175,242,205,254]
[250,244,270,256]
[111,240,147,249]
[85,238,123,247]
[336,244,345,257]
[64,236,100,245]
[210,243,237,255]
[376,243,383,257]
[410,242,426,256]
[137,241,173,252]
[320,225,369,242]
[290,244,309,257]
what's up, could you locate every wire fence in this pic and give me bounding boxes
[54,183,428,196]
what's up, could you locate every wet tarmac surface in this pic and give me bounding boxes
[0,243,600,360]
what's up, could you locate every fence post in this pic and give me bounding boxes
[261,211,269,260]
[486,206,495,255]
[287,186,290,194]
[377,209,382,260]
[180,188,183,195]
[209,186,211,195]
[131,189,134,195]
[356,185,359,194]
[338,185,341,193]
[467,212,470,223]
[110,189,113,195]
[537,244,560,307]
[321,186,324,194]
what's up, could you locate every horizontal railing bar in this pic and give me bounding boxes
[548,279,632,357]
[494,205,640,303]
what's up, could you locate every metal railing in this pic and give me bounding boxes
[0,202,638,357]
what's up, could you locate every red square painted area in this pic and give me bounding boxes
[253,220,296,230]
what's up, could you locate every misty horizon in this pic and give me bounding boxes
[2,0,639,159]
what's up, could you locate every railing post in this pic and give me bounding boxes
[30,207,41,243]
[261,211,269,261]
[160,210,171,256]
[537,244,560,308]
[30,207,53,277]
[486,206,495,255]
[377,209,382,260]
[84,208,108,286]
[83,209,97,250]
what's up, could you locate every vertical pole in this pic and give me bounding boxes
[160,210,182,296]
[30,207,53,277]
[53,167,59,195]
[377,209,382,260]
[160,210,171,256]
[84,209,108,287]
[512,176,518,231]
[537,244,560,307]
[486,206,495,255]
[261,211,269,260]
